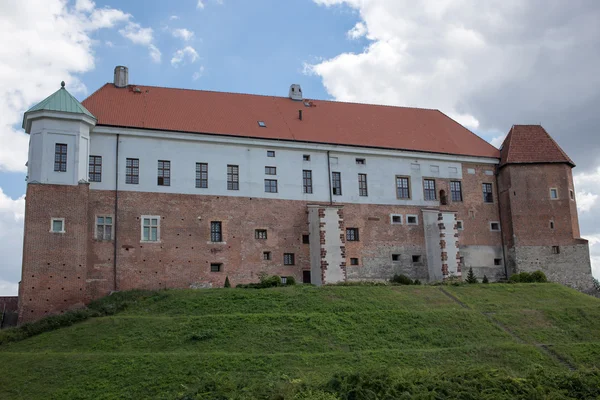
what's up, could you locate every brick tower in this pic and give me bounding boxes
[497,125,593,291]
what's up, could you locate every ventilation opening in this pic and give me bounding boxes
[210,263,222,272]
[412,255,421,263]
[350,258,359,265]
[494,258,502,266]
[392,254,400,262]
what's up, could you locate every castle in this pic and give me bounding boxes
[17,66,593,323]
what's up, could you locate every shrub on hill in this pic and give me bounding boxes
[224,276,231,288]
[465,267,478,284]
[390,274,413,285]
[236,274,297,289]
[482,275,489,284]
[510,270,548,283]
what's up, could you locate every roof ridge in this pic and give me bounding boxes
[434,109,500,153]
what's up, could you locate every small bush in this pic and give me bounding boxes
[530,270,548,283]
[284,276,296,286]
[465,267,478,284]
[188,331,215,342]
[413,279,422,285]
[261,275,282,287]
[224,276,231,288]
[482,275,489,284]
[327,281,388,286]
[390,274,413,285]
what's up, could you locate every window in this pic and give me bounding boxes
[552,246,560,254]
[302,234,310,244]
[284,253,295,265]
[396,176,410,199]
[263,251,272,260]
[267,150,275,157]
[211,263,222,272]
[412,255,421,263]
[265,179,278,193]
[456,220,464,230]
[423,179,436,201]
[550,221,555,229]
[450,181,463,202]
[494,258,502,266]
[126,158,139,184]
[157,160,170,186]
[407,215,418,225]
[483,183,493,203]
[210,221,222,242]
[50,218,65,233]
[550,188,558,199]
[265,166,276,175]
[54,143,67,172]
[141,216,160,242]
[303,170,313,194]
[332,172,342,195]
[196,163,208,188]
[356,158,366,165]
[281,276,288,284]
[570,190,575,200]
[227,165,239,190]
[490,222,501,232]
[346,228,359,241]
[255,229,267,239]
[358,173,368,196]
[258,121,267,127]
[392,254,400,262]
[391,214,402,224]
[350,258,359,265]
[303,154,310,161]
[96,216,113,240]
[89,156,102,182]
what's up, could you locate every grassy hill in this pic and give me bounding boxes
[0,283,599,399]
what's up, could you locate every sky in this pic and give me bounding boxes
[1,0,599,295]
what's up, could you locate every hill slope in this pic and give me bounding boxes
[1,284,599,399]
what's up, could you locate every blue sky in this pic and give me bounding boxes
[1,0,599,295]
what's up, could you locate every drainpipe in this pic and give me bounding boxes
[327,151,333,205]
[113,134,120,291]
[495,168,509,280]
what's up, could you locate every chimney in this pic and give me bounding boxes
[114,66,129,88]
[289,84,302,101]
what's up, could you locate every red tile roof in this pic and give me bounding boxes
[82,83,500,159]
[499,125,574,168]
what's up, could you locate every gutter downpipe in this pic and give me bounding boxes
[495,167,509,280]
[327,151,333,205]
[113,134,120,291]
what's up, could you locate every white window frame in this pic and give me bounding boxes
[141,215,161,242]
[550,188,558,200]
[406,214,419,225]
[95,215,114,240]
[490,221,501,232]
[390,214,403,225]
[456,220,464,230]
[50,218,65,233]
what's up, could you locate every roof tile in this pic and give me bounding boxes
[499,125,574,167]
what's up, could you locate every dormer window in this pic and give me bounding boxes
[258,121,266,127]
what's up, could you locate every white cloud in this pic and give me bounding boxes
[105,40,114,47]
[0,187,25,295]
[118,22,161,62]
[172,28,195,41]
[171,46,199,67]
[490,134,507,149]
[148,44,162,63]
[169,15,180,20]
[576,191,598,213]
[197,0,205,9]
[75,0,95,13]
[89,7,131,29]
[192,65,206,80]
[347,22,367,39]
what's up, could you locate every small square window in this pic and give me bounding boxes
[552,246,560,254]
[142,216,160,242]
[391,214,402,224]
[355,158,366,165]
[263,251,272,260]
[490,222,501,232]
[494,258,502,266]
[550,188,558,199]
[346,228,359,241]
[255,229,267,239]
[392,254,400,262]
[267,150,275,157]
[456,220,464,230]
[258,121,267,127]
[412,255,421,263]
[302,234,309,244]
[210,263,222,272]
[350,258,359,265]
[50,218,65,233]
[407,215,418,225]
[284,253,295,265]
[264,179,278,193]
[303,154,310,161]
[265,166,276,175]
[281,276,288,284]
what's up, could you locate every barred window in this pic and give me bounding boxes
[332,172,342,195]
[483,183,493,203]
[450,181,463,202]
[89,155,102,182]
[424,179,436,201]
[54,143,67,172]
[227,165,239,190]
[125,158,139,184]
[265,166,276,175]
[284,253,295,265]
[196,163,208,188]
[211,263,222,272]
[210,221,222,242]
[346,228,359,241]
[358,173,368,196]
[157,160,170,186]
[396,176,410,199]
[141,216,160,242]
[96,216,113,240]
[265,179,278,193]
[255,229,267,239]
[303,170,313,194]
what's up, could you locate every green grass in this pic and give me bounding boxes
[0,283,599,399]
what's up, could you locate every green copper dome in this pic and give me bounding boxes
[25,82,96,120]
